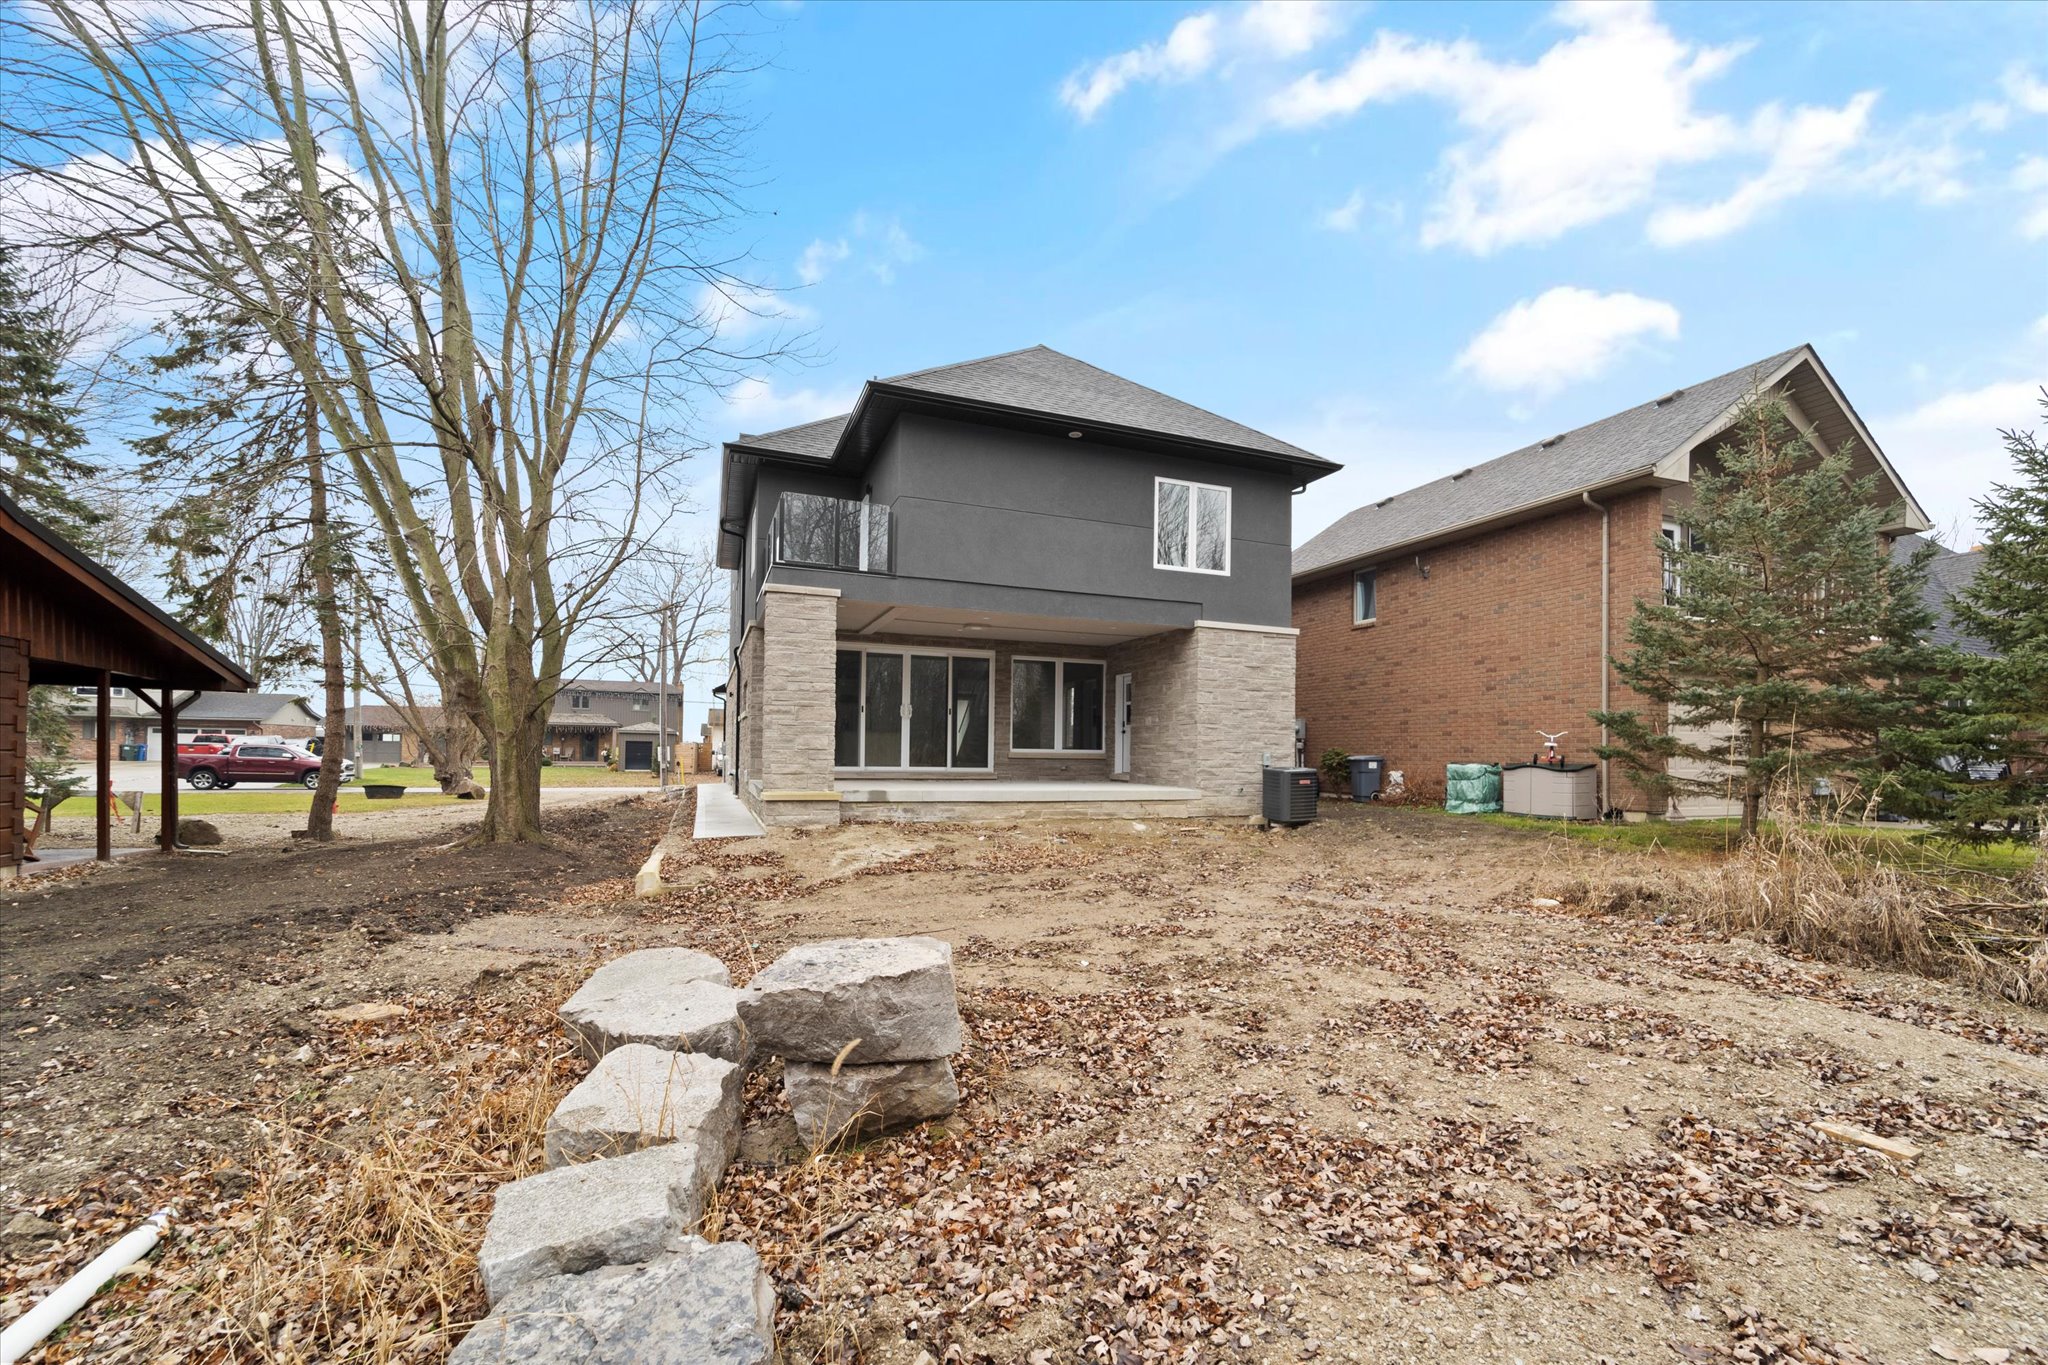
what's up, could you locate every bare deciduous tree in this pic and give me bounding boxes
[3,0,782,840]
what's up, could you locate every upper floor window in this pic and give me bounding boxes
[1154,477,1230,575]
[571,692,591,710]
[633,695,650,711]
[1353,569,1377,624]
[1661,521,1705,603]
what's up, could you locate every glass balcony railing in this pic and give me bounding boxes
[773,491,891,574]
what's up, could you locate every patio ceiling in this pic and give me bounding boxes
[835,600,1176,646]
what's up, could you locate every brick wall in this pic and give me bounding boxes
[1292,491,1667,813]
[1,637,27,871]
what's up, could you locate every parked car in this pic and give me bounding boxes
[177,741,356,790]
[177,732,239,755]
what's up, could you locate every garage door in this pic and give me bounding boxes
[622,739,654,772]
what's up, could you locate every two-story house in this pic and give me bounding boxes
[548,679,686,771]
[1291,344,1932,819]
[717,345,1339,826]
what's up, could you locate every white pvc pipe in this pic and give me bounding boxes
[1,1209,169,1364]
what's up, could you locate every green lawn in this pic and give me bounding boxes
[356,764,658,788]
[1472,812,2037,875]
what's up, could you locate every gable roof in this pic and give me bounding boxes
[182,691,320,724]
[1893,533,1992,656]
[1294,347,1811,579]
[1293,344,1929,581]
[737,345,1329,465]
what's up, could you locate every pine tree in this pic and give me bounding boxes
[1925,395,2048,842]
[1594,393,1947,838]
[0,247,96,537]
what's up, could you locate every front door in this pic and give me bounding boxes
[1113,672,1132,776]
[581,732,598,762]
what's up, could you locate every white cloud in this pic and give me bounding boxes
[2014,155,2048,239]
[1882,379,2044,544]
[2003,64,2048,117]
[1456,286,1681,399]
[720,377,858,436]
[1648,92,1879,245]
[1059,1,1342,122]
[1319,187,1366,231]
[1268,3,1749,253]
[851,211,925,283]
[696,282,812,341]
[795,237,850,286]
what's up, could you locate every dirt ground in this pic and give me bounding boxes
[2,797,2043,1364]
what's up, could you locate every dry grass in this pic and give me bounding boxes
[1543,794,2048,1006]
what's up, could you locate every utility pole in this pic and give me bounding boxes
[656,609,669,794]
[351,576,364,774]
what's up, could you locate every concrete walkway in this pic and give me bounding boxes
[693,784,764,839]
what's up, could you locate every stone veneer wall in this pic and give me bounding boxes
[1107,623,1296,815]
[745,586,841,827]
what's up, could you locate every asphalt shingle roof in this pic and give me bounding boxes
[1293,345,1811,579]
[183,691,318,723]
[1893,533,1991,656]
[737,345,1327,465]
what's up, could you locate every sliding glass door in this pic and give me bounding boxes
[835,648,992,770]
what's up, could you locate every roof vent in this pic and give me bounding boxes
[1450,467,1473,480]
[1374,496,1396,508]
[1654,389,1684,406]
[1539,434,1564,449]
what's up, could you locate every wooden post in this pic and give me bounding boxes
[159,687,179,853]
[96,671,111,861]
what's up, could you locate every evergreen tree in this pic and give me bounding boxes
[1594,393,1947,838]
[0,247,96,537]
[1925,396,2048,842]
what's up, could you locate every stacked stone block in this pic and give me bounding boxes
[738,936,964,1147]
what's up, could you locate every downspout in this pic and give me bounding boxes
[1581,492,1611,816]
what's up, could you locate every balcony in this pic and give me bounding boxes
[773,491,891,574]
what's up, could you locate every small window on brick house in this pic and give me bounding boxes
[571,692,591,710]
[1352,569,1377,624]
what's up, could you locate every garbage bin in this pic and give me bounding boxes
[1347,755,1384,802]
[118,743,141,761]
[1262,766,1319,825]
[134,742,148,762]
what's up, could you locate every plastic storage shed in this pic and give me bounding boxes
[1501,762,1598,820]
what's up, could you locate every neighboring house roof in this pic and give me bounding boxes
[545,710,621,729]
[560,678,668,694]
[1293,344,1930,580]
[181,691,321,725]
[1893,533,1993,656]
[615,720,681,737]
[720,345,1338,570]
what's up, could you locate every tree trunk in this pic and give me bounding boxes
[480,686,546,842]
[304,388,347,841]
[1741,716,1767,841]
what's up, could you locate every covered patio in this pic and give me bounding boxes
[2,490,253,875]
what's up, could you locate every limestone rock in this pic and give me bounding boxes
[316,1001,409,1026]
[561,970,745,1064]
[545,1044,742,1169]
[478,1143,722,1304]
[451,1237,774,1364]
[738,936,961,1064]
[784,1057,959,1148]
[178,818,223,846]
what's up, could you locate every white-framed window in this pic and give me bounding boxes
[1010,657,1107,754]
[1353,568,1377,624]
[571,692,591,710]
[833,647,993,770]
[632,694,649,710]
[1153,476,1231,575]
[1661,521,1705,603]
[71,685,131,697]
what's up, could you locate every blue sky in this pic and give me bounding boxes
[696,0,2048,556]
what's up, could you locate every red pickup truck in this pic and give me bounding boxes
[176,741,355,790]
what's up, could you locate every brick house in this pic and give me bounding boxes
[718,345,1339,826]
[1291,345,1932,818]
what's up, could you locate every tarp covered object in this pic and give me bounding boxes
[1444,762,1502,814]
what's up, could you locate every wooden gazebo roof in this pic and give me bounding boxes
[0,488,252,692]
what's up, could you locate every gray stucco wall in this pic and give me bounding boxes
[743,414,1297,629]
